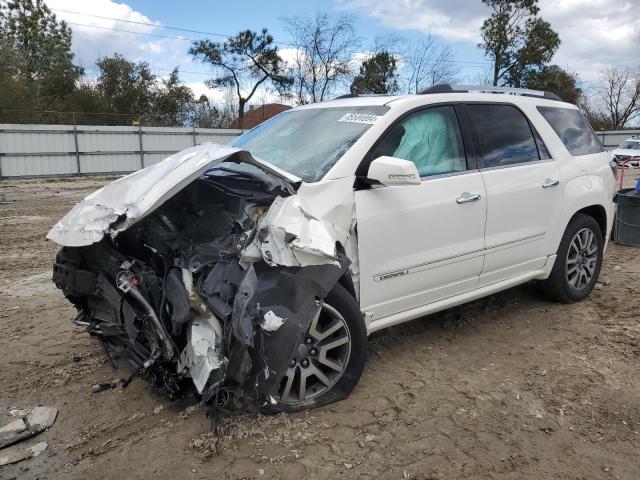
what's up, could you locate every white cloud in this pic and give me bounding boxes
[339,0,640,83]
[45,0,197,79]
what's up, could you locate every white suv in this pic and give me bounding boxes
[611,136,640,166]
[49,85,617,412]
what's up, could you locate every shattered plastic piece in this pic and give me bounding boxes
[8,409,28,418]
[0,419,27,438]
[27,406,58,431]
[262,310,286,331]
[0,441,48,466]
[178,315,225,393]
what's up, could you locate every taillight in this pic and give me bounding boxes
[609,160,618,181]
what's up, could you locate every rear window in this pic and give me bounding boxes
[467,104,541,168]
[537,107,604,156]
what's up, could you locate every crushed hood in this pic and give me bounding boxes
[46,144,298,247]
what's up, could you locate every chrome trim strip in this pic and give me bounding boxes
[373,232,547,281]
[479,159,554,172]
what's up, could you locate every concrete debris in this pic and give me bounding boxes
[0,419,27,438]
[8,409,28,418]
[0,441,48,466]
[27,406,58,431]
[596,275,611,286]
[0,406,58,450]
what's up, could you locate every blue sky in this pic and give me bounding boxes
[44,0,640,103]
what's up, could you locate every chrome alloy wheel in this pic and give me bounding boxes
[277,302,351,404]
[566,227,599,291]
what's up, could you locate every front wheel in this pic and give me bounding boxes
[264,283,367,413]
[540,213,603,303]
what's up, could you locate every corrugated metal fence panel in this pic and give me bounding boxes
[196,128,244,145]
[595,130,640,150]
[0,124,78,176]
[0,124,242,177]
[143,126,194,152]
[77,125,142,173]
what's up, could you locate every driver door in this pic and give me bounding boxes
[355,105,487,322]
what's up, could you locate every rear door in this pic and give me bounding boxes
[465,103,562,287]
[355,104,487,321]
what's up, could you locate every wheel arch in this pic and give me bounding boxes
[573,204,607,237]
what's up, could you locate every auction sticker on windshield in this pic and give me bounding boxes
[337,113,380,124]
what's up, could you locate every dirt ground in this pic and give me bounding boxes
[1,174,639,480]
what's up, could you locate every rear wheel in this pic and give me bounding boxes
[540,213,603,303]
[266,283,367,412]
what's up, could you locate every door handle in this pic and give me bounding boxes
[456,192,482,204]
[542,178,560,188]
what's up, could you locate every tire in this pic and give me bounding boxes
[263,283,367,413]
[540,213,603,303]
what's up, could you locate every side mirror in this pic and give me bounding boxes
[367,156,421,186]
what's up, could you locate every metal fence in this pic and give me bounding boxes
[1,123,638,178]
[594,130,640,150]
[0,124,243,178]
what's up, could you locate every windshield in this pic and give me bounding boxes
[230,105,389,182]
[619,140,640,150]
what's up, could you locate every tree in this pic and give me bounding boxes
[283,13,359,104]
[93,55,197,126]
[403,37,459,93]
[479,0,559,87]
[0,0,82,110]
[152,68,196,126]
[190,94,235,128]
[523,65,582,104]
[592,66,640,129]
[190,29,292,128]
[350,51,399,95]
[95,54,156,119]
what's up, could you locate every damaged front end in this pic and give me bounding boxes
[48,144,358,411]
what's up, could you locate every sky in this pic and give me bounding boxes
[43,0,640,104]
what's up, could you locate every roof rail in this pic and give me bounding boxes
[332,93,395,100]
[419,84,563,101]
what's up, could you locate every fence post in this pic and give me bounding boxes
[138,124,144,169]
[73,113,81,175]
[192,126,197,146]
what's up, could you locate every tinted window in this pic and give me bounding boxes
[370,105,466,177]
[537,106,604,156]
[619,140,640,150]
[468,104,540,168]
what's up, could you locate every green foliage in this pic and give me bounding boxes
[479,0,560,87]
[93,55,199,126]
[190,29,292,126]
[523,65,582,104]
[0,0,82,111]
[350,51,399,95]
[95,54,156,116]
